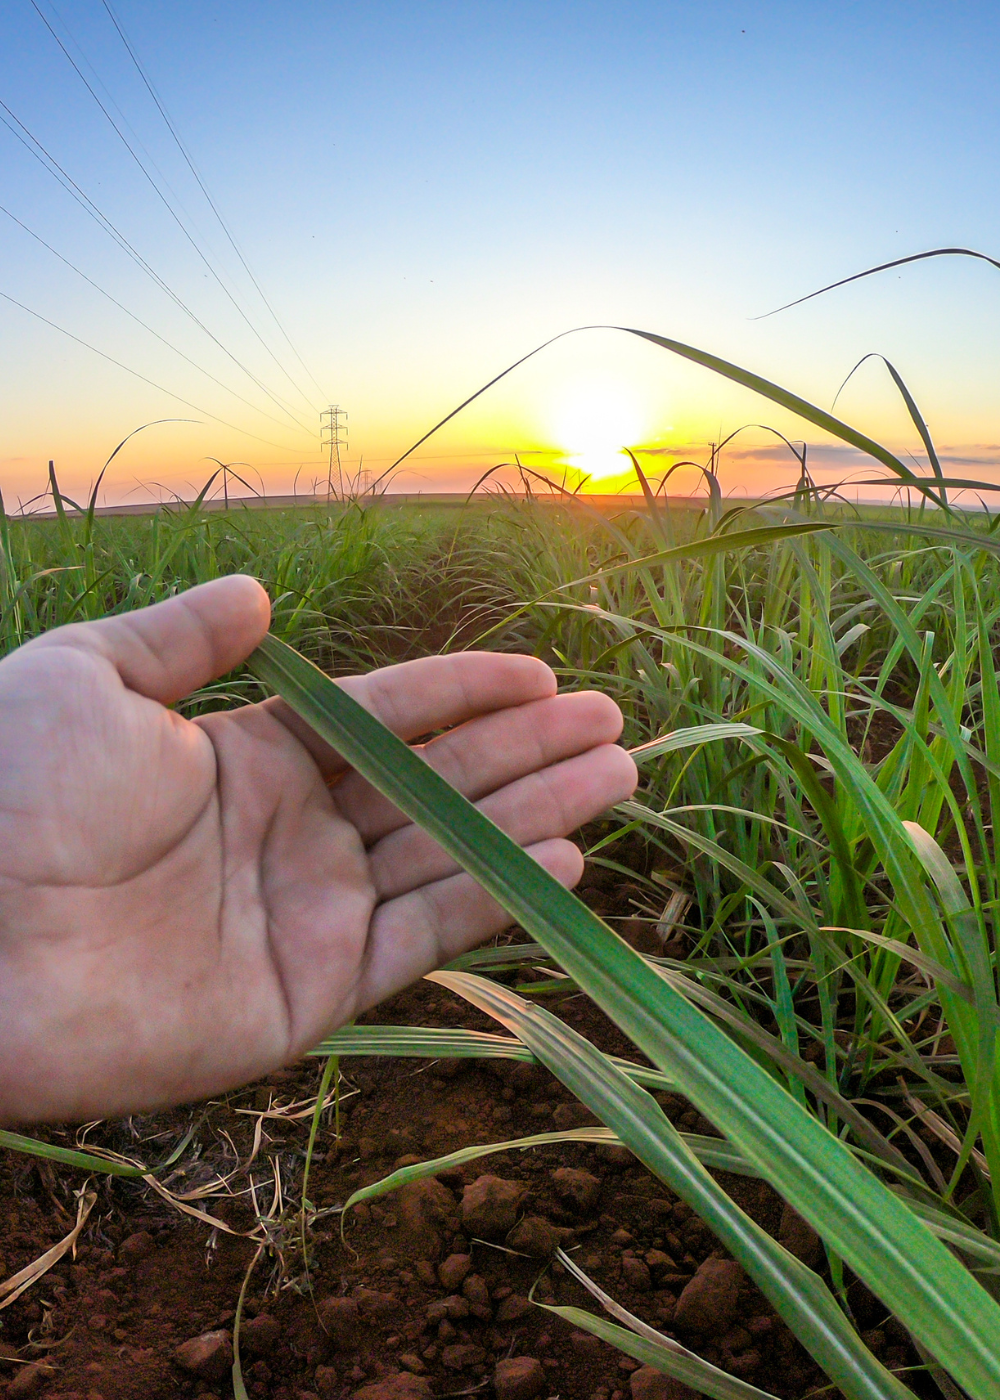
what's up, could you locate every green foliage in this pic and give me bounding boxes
[250,623,1000,1399]
[8,446,1000,1396]
[0,492,528,688]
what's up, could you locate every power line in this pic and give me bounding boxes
[0,201,315,436]
[39,0,206,241]
[0,97,313,435]
[31,0,319,418]
[0,286,308,453]
[0,98,310,434]
[27,0,320,425]
[0,100,156,274]
[99,0,327,403]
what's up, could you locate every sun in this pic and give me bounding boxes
[548,378,650,484]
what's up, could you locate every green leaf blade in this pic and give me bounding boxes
[247,632,1000,1399]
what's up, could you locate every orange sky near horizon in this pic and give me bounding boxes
[4,5,1000,516]
[5,330,999,512]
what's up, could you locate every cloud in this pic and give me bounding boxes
[638,438,1000,478]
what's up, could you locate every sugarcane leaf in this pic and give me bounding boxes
[247,632,1000,1398]
[550,1247,780,1400]
[431,968,916,1400]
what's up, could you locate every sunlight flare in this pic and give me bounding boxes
[548,378,656,484]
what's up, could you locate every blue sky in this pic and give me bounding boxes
[2,1,999,502]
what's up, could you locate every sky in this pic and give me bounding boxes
[2,0,1000,507]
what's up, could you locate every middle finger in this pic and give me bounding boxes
[367,741,637,901]
[331,689,624,843]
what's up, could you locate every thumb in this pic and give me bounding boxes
[30,575,272,705]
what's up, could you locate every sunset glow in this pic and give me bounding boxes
[547,378,652,486]
[2,5,999,507]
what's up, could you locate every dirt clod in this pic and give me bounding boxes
[595,1143,633,1168]
[173,1329,233,1382]
[442,1342,487,1369]
[552,1167,602,1214]
[461,1174,525,1238]
[570,1330,605,1355]
[399,1178,459,1257]
[552,1103,598,1130]
[437,1252,472,1290]
[356,1286,397,1318]
[621,1255,652,1291]
[507,1214,562,1256]
[630,1365,699,1400]
[318,1295,362,1348]
[462,1272,492,1318]
[494,1355,546,1400]
[353,1373,434,1400]
[673,1258,742,1333]
[117,1230,155,1266]
[240,1310,281,1354]
[6,1361,55,1398]
[495,1293,534,1323]
[778,1204,823,1269]
[644,1249,675,1279]
[315,1364,339,1399]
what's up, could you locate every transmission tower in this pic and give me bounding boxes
[320,404,348,498]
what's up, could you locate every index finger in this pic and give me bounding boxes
[262,650,557,780]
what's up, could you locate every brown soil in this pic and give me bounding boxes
[0,867,931,1400]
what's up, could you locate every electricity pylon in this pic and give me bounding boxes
[320,405,348,499]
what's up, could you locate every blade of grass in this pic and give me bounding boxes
[247,632,1000,1398]
[310,1024,677,1089]
[551,1246,781,1400]
[344,1126,620,1211]
[344,1119,762,1217]
[431,968,915,1400]
[0,1129,145,1178]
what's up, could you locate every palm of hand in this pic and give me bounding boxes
[0,578,635,1122]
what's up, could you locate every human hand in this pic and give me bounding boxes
[0,576,636,1122]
